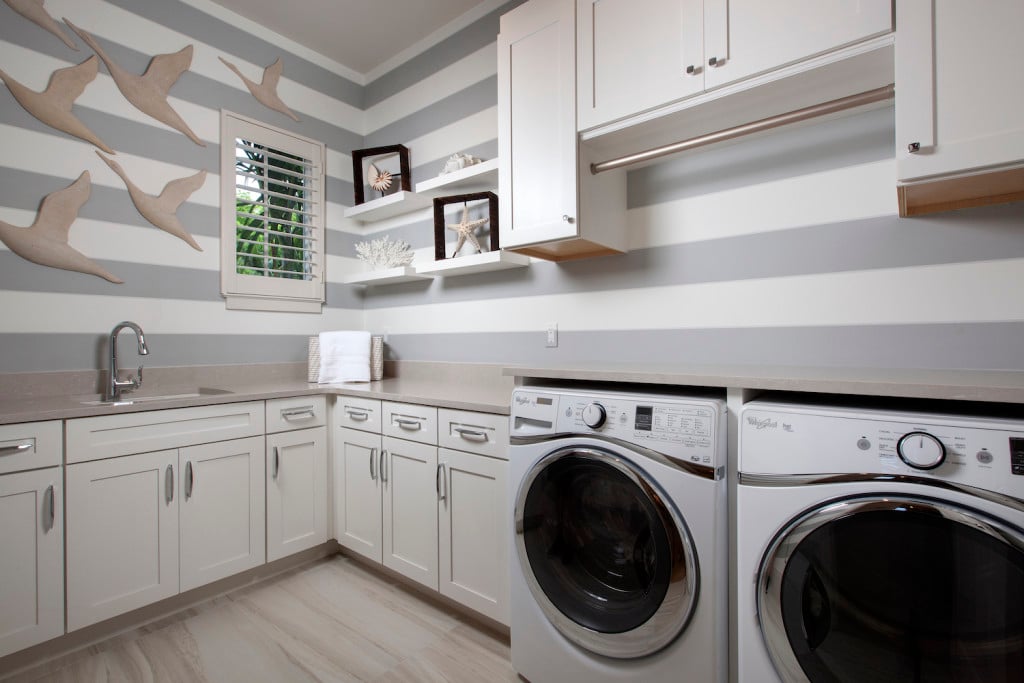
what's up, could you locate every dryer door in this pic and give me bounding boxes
[758,494,1024,682]
[514,445,698,659]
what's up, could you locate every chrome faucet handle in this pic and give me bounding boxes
[134,365,144,389]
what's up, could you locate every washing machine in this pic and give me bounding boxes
[737,399,1024,683]
[508,385,728,683]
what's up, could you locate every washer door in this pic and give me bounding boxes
[514,445,698,659]
[758,494,1024,682]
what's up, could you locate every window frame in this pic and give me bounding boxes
[220,110,326,313]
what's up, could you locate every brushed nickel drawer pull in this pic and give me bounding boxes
[345,409,370,421]
[454,427,488,442]
[0,442,32,456]
[395,418,422,430]
[281,406,316,421]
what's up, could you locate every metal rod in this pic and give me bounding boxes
[590,84,895,175]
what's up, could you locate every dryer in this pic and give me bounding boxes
[737,400,1024,682]
[509,385,728,683]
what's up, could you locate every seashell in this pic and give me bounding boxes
[368,163,392,192]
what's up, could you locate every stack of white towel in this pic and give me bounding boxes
[317,330,371,384]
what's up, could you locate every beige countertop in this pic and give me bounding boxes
[501,363,1024,404]
[0,365,515,426]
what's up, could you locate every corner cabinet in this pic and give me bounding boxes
[895,0,1024,215]
[497,0,627,261]
[0,421,63,658]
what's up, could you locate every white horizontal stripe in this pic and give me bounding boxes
[404,106,498,172]
[46,0,363,133]
[0,291,364,334]
[365,44,497,132]
[628,159,899,249]
[364,258,1024,334]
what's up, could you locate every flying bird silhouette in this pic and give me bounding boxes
[64,18,205,146]
[220,56,300,122]
[0,171,122,283]
[0,56,115,154]
[96,152,205,251]
[3,0,77,50]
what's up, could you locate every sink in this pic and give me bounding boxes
[80,387,234,406]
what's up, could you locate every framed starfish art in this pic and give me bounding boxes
[351,144,411,205]
[432,192,499,261]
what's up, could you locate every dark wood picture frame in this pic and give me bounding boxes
[433,192,499,261]
[351,144,411,205]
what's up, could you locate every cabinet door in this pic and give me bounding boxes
[333,427,383,562]
[179,437,266,591]
[66,450,179,631]
[266,426,328,562]
[438,449,509,625]
[704,0,892,90]
[498,0,580,248]
[0,468,62,657]
[577,0,704,131]
[896,0,1024,182]
[381,436,439,589]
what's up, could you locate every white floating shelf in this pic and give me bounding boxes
[415,250,531,277]
[342,191,431,223]
[343,266,434,286]
[415,158,499,197]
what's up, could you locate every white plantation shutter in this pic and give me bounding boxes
[220,111,326,312]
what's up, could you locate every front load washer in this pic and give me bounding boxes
[737,399,1024,683]
[508,385,728,683]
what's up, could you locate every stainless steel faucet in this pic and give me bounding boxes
[106,321,149,402]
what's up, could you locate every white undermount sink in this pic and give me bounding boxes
[80,387,234,406]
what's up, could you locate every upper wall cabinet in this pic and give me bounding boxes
[498,0,627,261]
[895,0,1024,216]
[577,0,894,132]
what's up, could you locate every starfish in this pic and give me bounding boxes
[96,152,205,251]
[3,0,78,50]
[219,56,300,122]
[0,56,115,154]
[0,171,122,283]
[64,18,205,146]
[446,205,488,257]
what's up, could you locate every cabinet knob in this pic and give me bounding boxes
[685,64,700,76]
[908,142,921,153]
[708,56,725,67]
[562,215,575,224]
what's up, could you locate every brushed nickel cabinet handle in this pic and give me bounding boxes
[395,418,423,431]
[369,447,377,480]
[272,447,280,480]
[380,450,388,484]
[165,464,174,504]
[185,461,194,499]
[454,427,488,442]
[282,406,316,421]
[438,463,448,502]
[0,442,32,456]
[346,409,370,421]
[43,484,55,532]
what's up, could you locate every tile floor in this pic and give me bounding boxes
[3,555,517,682]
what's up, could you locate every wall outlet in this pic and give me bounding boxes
[545,323,558,348]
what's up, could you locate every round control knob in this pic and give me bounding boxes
[897,431,946,470]
[581,402,607,429]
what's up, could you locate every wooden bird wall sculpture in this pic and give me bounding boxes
[219,56,300,122]
[64,18,205,146]
[96,152,205,251]
[2,0,77,51]
[0,171,123,283]
[0,56,115,154]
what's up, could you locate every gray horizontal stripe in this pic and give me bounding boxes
[381,322,1024,372]
[359,202,1024,309]
[627,105,895,207]
[363,76,497,163]
[0,250,362,309]
[364,0,523,106]
[0,20,363,154]
[65,0,362,108]
[0,333,314,373]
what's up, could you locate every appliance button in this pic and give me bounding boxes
[857,438,871,451]
[897,431,946,470]
[581,402,607,429]
[976,450,994,464]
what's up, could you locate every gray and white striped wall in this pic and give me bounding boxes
[1,0,1021,375]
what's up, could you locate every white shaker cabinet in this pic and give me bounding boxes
[265,397,328,562]
[0,428,63,658]
[334,424,384,561]
[381,436,439,588]
[498,0,626,261]
[437,409,510,625]
[895,0,1024,215]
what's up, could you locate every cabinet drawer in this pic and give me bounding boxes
[265,395,327,434]
[66,402,264,464]
[0,420,62,474]
[382,402,437,445]
[437,409,509,461]
[336,396,382,433]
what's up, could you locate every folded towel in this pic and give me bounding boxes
[318,330,371,383]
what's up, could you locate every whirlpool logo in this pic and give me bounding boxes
[746,416,778,430]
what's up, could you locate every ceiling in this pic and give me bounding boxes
[209,0,490,77]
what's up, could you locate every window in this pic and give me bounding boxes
[220,111,325,312]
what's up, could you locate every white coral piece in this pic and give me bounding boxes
[355,235,415,269]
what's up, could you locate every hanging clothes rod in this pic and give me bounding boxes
[590,84,895,175]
